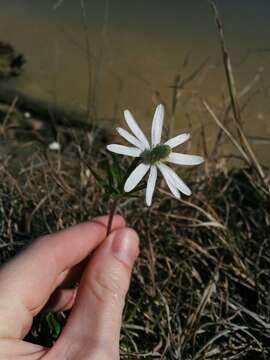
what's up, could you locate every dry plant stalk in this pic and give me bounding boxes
[210,1,267,188]
[80,0,94,122]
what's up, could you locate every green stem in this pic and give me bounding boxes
[106,199,118,236]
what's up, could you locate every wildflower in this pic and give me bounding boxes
[107,104,204,206]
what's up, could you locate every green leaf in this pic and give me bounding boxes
[86,164,105,187]
[45,313,62,338]
[105,159,115,187]
[129,181,147,194]
[111,154,122,185]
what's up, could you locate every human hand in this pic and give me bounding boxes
[0,215,139,359]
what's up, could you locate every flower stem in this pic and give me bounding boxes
[106,199,118,236]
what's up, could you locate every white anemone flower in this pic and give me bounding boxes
[107,104,204,206]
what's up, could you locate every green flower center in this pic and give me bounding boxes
[142,144,171,165]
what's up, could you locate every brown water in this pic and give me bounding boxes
[1,0,270,164]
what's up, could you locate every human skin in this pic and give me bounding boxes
[0,215,139,359]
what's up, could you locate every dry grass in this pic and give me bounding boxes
[0,120,269,359]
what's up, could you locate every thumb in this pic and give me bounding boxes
[48,228,139,360]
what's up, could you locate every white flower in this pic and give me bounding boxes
[107,104,204,206]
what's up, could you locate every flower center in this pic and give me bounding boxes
[142,144,171,165]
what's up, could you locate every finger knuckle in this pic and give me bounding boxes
[89,267,129,305]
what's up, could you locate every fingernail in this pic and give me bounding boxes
[111,229,139,267]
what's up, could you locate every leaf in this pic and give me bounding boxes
[111,154,122,185]
[105,159,115,187]
[86,164,105,187]
[129,181,147,194]
[45,313,62,338]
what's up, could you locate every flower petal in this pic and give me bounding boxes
[168,152,204,165]
[165,133,190,148]
[124,163,150,192]
[157,163,180,199]
[107,144,142,157]
[160,163,191,196]
[146,165,157,206]
[151,104,164,146]
[117,127,146,150]
[124,110,150,149]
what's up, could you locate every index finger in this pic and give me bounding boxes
[0,215,125,321]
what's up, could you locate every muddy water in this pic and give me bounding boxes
[1,0,270,164]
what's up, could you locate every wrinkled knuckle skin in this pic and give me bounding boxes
[88,267,129,306]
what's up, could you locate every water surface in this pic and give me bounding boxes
[1,0,270,163]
